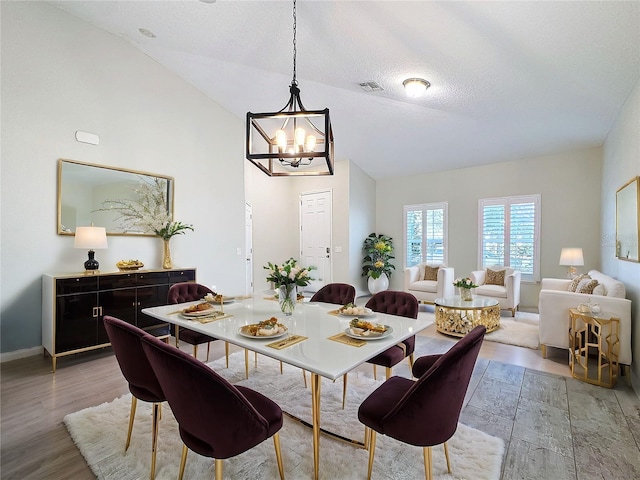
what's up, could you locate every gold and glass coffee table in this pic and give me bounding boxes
[435,296,500,336]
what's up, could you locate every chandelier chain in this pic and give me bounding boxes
[292,0,297,85]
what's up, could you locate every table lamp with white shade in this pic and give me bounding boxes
[74,226,108,272]
[559,247,584,278]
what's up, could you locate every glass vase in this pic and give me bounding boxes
[460,287,473,301]
[278,284,297,316]
[162,239,173,269]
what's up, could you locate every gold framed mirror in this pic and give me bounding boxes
[57,159,174,236]
[616,176,639,262]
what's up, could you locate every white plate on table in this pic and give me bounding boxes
[337,307,375,317]
[204,296,235,305]
[238,324,288,339]
[344,325,393,340]
[181,307,219,318]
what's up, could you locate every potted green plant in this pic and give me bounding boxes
[361,233,395,294]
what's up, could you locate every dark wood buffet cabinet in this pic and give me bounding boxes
[42,268,196,372]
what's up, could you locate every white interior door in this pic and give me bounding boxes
[300,190,332,292]
[245,203,253,295]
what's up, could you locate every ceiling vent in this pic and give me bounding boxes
[359,81,384,92]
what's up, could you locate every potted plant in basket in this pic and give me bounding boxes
[362,233,395,294]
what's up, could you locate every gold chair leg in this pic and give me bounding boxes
[423,446,433,480]
[175,326,180,348]
[385,367,392,380]
[178,444,188,480]
[511,307,516,317]
[342,374,348,409]
[225,342,229,368]
[408,353,415,371]
[367,430,377,480]
[192,345,198,358]
[373,364,377,380]
[244,349,249,379]
[273,432,285,480]
[302,369,307,388]
[125,396,137,451]
[215,458,223,480]
[255,351,258,367]
[541,344,547,358]
[364,426,370,450]
[206,342,211,362]
[443,441,451,473]
[150,402,161,479]
[280,361,283,374]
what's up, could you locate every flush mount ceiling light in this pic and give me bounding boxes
[403,78,430,97]
[246,0,334,177]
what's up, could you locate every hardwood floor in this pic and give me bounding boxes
[0,326,635,479]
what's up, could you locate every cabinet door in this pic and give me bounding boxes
[98,289,138,344]
[136,284,170,331]
[55,293,98,352]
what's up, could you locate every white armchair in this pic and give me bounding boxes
[470,267,521,316]
[404,264,455,304]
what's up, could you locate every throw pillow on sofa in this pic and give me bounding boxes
[576,278,599,294]
[569,274,590,292]
[423,266,440,281]
[486,268,505,286]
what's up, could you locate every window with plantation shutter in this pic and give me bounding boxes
[404,203,448,268]
[478,195,540,282]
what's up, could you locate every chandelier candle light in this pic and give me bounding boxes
[246,0,334,176]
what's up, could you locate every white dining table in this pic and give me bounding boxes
[142,294,432,480]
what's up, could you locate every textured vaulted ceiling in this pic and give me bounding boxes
[49,1,640,180]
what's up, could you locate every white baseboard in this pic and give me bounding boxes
[0,346,43,363]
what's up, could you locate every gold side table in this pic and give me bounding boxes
[568,308,620,388]
[434,296,500,337]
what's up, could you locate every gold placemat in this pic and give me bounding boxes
[266,335,308,350]
[183,313,233,324]
[328,333,366,347]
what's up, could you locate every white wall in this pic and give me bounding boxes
[245,160,369,293]
[348,161,377,295]
[602,77,640,391]
[375,147,604,308]
[1,2,246,353]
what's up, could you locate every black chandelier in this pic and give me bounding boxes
[246,0,334,177]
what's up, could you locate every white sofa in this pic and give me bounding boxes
[470,267,521,316]
[538,269,632,365]
[404,264,454,303]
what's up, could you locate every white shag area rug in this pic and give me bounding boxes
[485,312,540,349]
[420,306,540,350]
[65,352,504,480]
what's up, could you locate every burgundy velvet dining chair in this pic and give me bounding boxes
[365,290,420,380]
[140,334,285,480]
[310,283,356,305]
[167,282,227,365]
[358,325,486,480]
[103,315,166,480]
[307,283,356,403]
